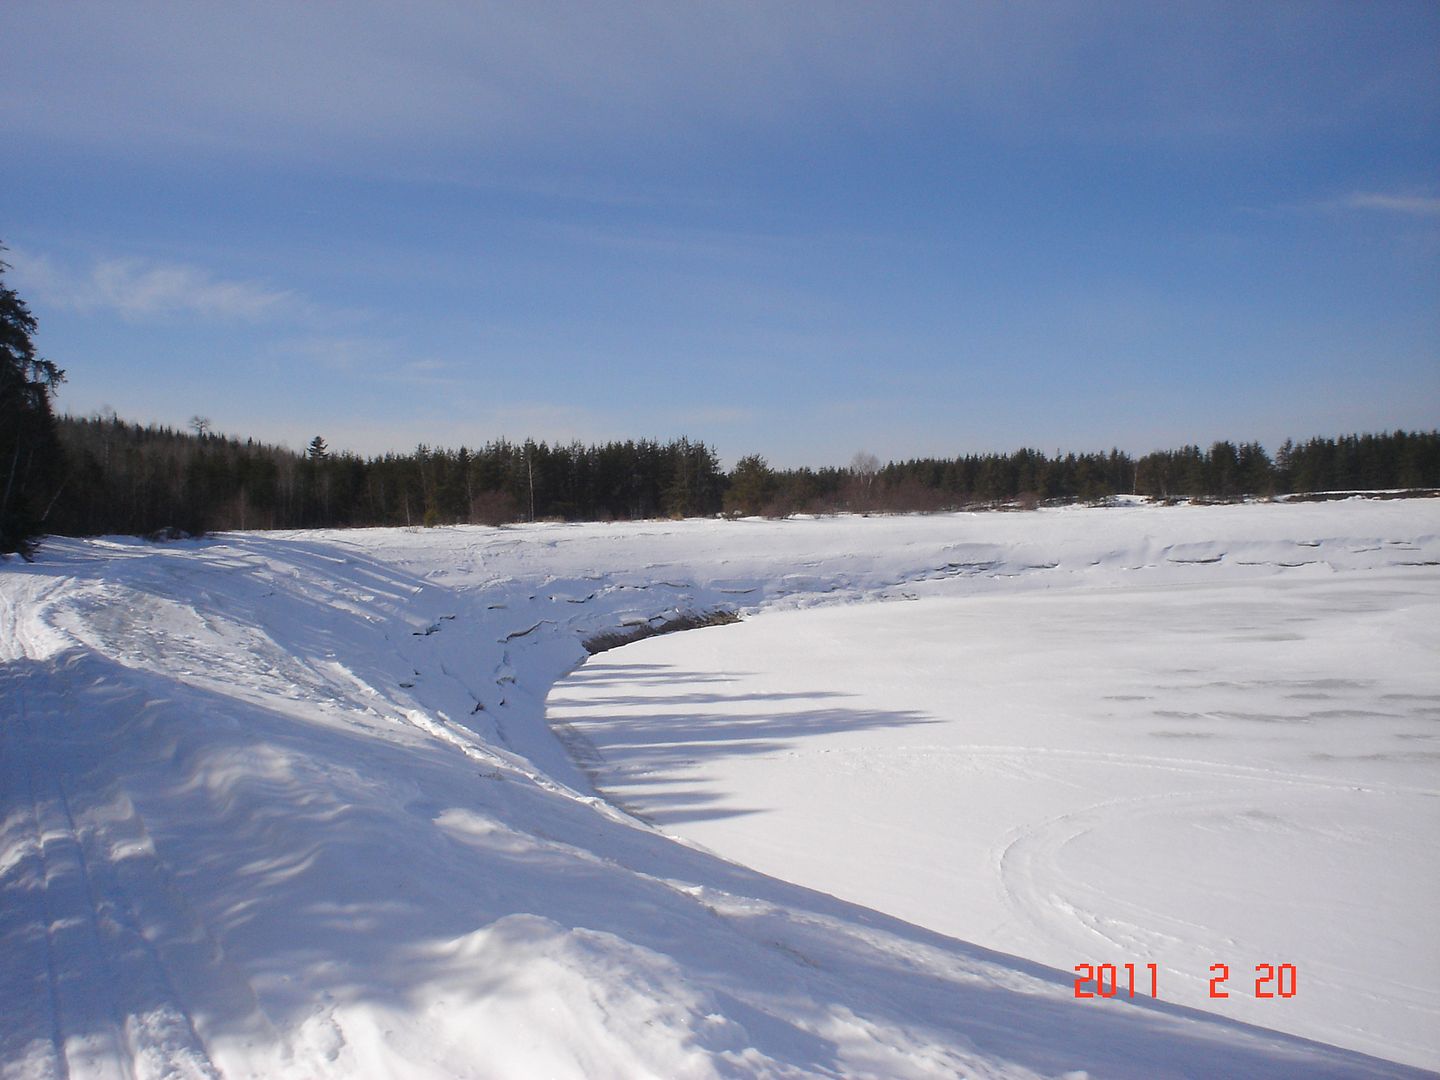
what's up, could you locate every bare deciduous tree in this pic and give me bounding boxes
[849,450,880,510]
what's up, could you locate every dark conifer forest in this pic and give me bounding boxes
[38,414,1440,540]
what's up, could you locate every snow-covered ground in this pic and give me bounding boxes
[550,539,1440,1067]
[2,501,1437,1078]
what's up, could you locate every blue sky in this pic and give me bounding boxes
[2,2,1436,467]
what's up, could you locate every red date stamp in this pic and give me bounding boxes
[1073,962,1297,1000]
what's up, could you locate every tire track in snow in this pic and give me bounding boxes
[3,661,263,1080]
[53,773,223,1080]
[986,744,1436,952]
[991,777,1440,1050]
[14,671,131,1080]
[1,667,68,1079]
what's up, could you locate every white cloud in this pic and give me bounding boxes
[671,406,761,428]
[1342,193,1440,217]
[276,337,457,386]
[397,358,451,375]
[1270,190,1440,221]
[280,335,387,373]
[8,250,298,322]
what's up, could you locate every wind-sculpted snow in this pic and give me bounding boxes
[2,501,1437,1079]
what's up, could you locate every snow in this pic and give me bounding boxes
[2,500,1437,1078]
[550,562,1440,1068]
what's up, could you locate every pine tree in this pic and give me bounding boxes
[725,454,775,516]
[1,248,66,558]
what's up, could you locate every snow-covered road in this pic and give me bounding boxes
[3,501,1437,1078]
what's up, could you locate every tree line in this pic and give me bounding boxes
[48,415,728,536]
[724,435,1440,517]
[36,415,1440,541]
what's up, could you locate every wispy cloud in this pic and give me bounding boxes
[1341,193,1440,217]
[8,250,299,322]
[6,2,1428,165]
[278,336,459,387]
[397,358,451,376]
[1267,190,1440,221]
[671,406,762,428]
[281,335,386,373]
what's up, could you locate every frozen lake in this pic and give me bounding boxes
[550,540,1440,1068]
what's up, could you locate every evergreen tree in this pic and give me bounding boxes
[1237,442,1274,495]
[1,249,66,558]
[1209,440,1240,498]
[725,454,776,516]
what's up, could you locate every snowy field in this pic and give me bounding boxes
[2,500,1438,1079]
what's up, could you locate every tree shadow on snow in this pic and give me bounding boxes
[549,660,939,826]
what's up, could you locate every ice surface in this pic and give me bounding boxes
[550,569,1440,1068]
[2,500,1437,1078]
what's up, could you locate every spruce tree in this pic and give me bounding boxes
[1,249,66,558]
[725,454,775,516]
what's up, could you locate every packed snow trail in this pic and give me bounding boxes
[2,502,1437,1079]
